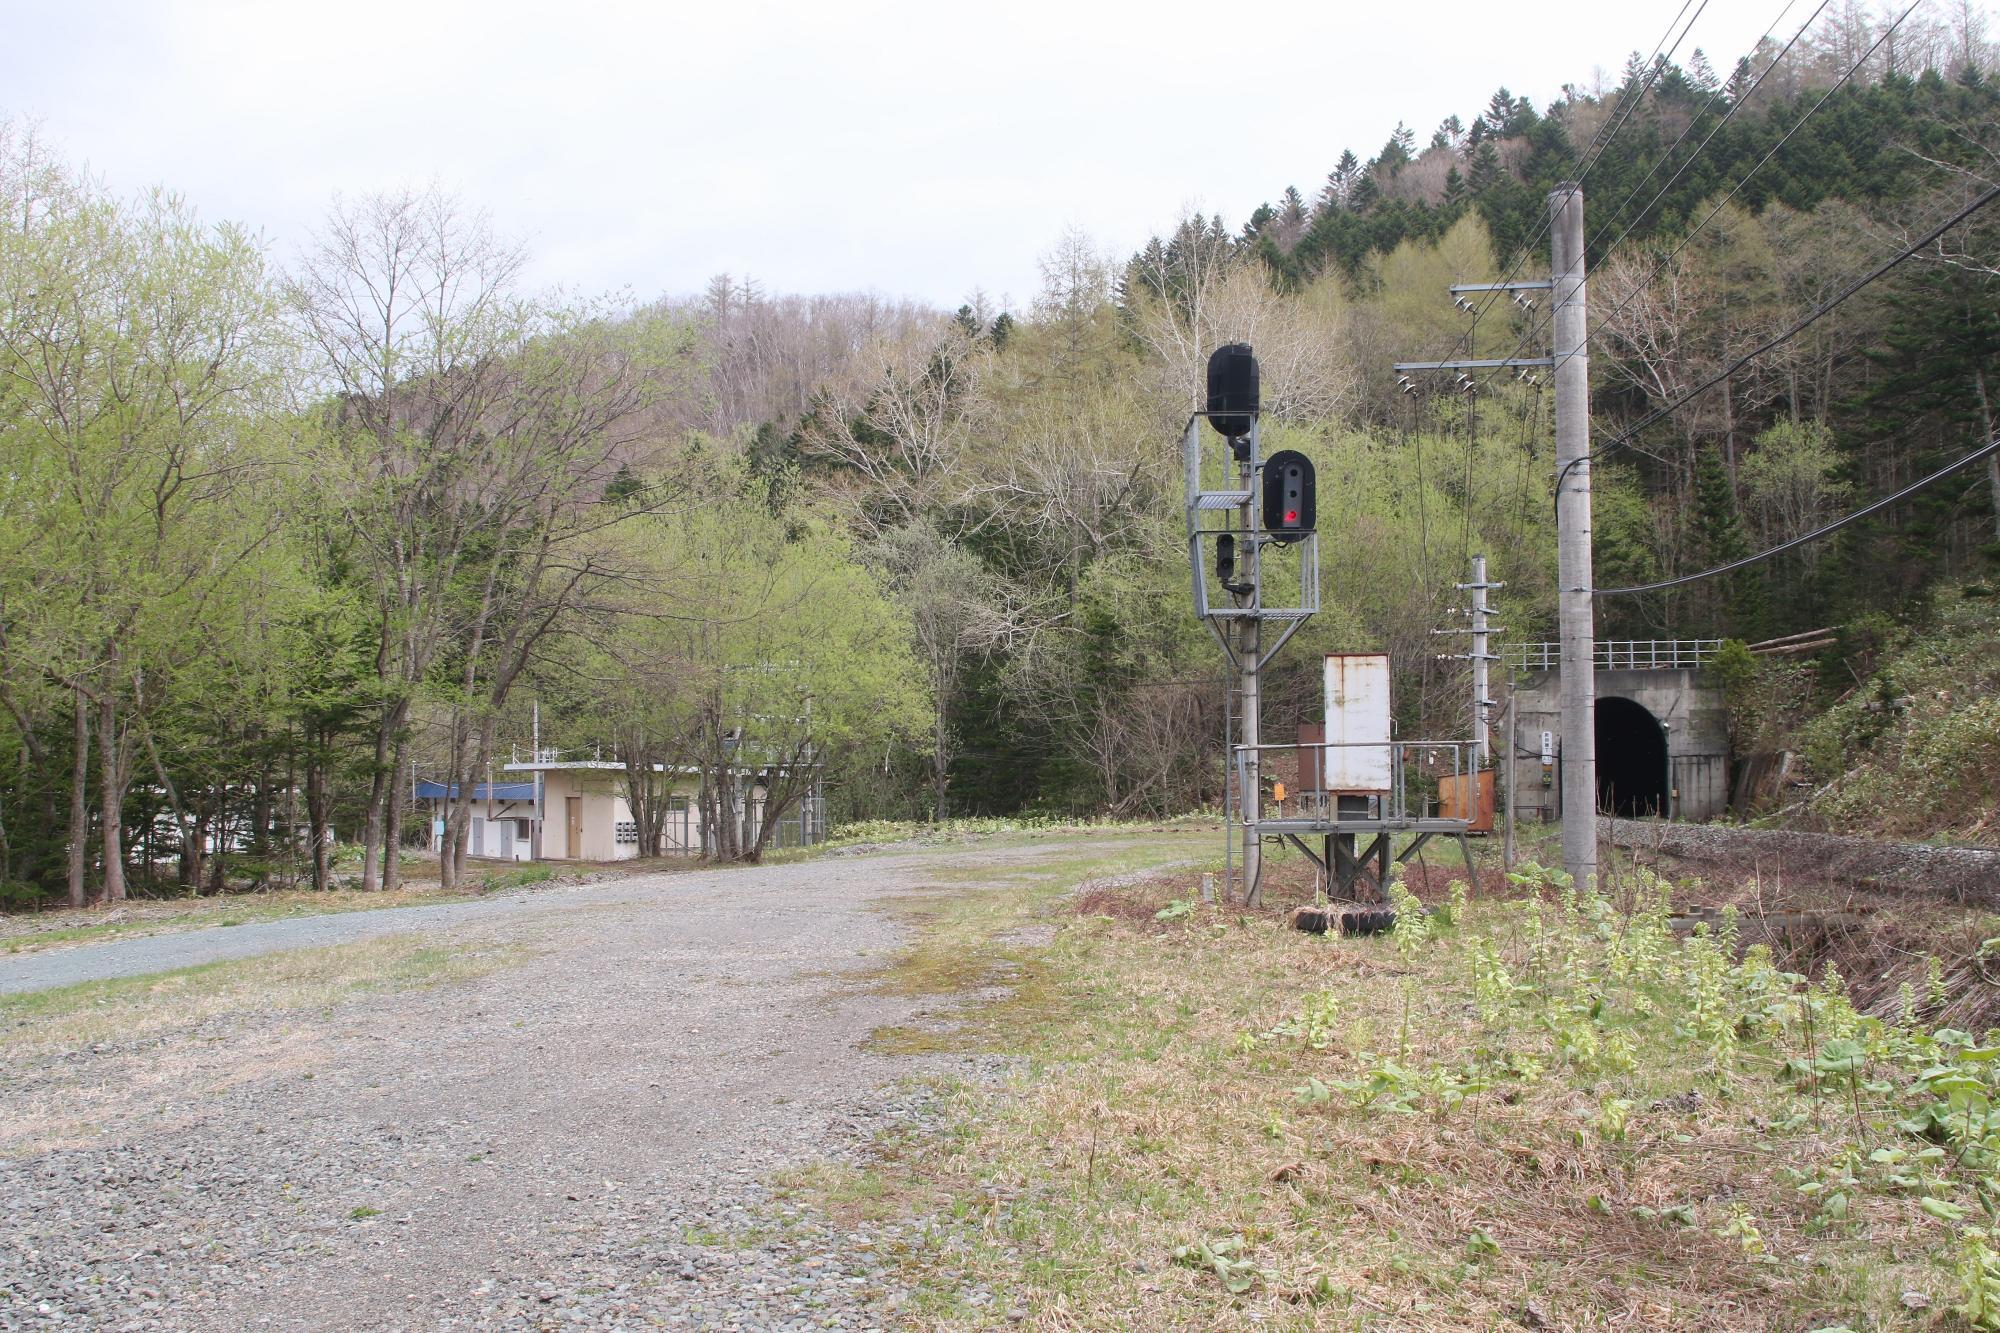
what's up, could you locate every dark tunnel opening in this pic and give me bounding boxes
[1595,696,1669,818]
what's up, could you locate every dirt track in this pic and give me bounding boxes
[0,835,1166,1330]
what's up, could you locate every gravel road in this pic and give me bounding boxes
[0,835,1158,1330]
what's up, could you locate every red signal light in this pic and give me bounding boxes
[1284,509,1299,523]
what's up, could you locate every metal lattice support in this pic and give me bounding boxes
[1183,410,1321,904]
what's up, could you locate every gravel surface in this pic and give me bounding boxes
[1599,815,2000,902]
[0,838,1138,1330]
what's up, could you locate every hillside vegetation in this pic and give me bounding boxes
[1798,587,2000,841]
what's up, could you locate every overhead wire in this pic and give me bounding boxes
[1570,0,1923,370]
[1460,379,1478,567]
[1401,0,1726,609]
[1403,0,1715,627]
[1410,384,1435,605]
[1559,182,2000,494]
[1481,0,1839,380]
[1594,433,2000,595]
[1435,0,1714,372]
[1587,0,1832,262]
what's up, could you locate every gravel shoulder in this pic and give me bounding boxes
[0,834,1171,1330]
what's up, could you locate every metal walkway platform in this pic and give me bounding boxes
[1252,818,1478,904]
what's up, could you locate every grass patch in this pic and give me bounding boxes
[861,839,1194,1057]
[483,864,557,891]
[0,933,530,1053]
[803,841,2000,1330]
[0,854,660,957]
[0,886,477,956]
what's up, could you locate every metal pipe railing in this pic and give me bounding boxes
[1232,739,1473,825]
[1502,639,1723,672]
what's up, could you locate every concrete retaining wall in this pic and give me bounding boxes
[1511,666,1731,822]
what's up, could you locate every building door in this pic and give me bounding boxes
[565,796,583,860]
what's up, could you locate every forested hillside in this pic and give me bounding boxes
[4,2,1998,905]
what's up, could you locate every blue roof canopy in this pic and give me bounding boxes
[414,780,536,802]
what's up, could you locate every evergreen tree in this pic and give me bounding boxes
[1689,450,1767,638]
[1467,140,1503,193]
[1690,48,1719,93]
[1318,149,1360,214]
[1379,125,1414,175]
[1349,172,1382,214]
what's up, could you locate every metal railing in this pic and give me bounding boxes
[1504,639,1723,672]
[1232,739,1474,827]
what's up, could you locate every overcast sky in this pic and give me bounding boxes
[6,0,1793,310]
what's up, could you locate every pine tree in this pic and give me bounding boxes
[1380,125,1414,175]
[1467,140,1502,193]
[1690,450,1767,638]
[1318,149,1360,214]
[1690,48,1719,93]
[1349,172,1381,214]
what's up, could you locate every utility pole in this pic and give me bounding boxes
[1501,675,1517,874]
[1435,555,1504,828]
[1238,440,1262,905]
[1392,198,1592,885]
[1456,555,1503,773]
[1550,182,1598,890]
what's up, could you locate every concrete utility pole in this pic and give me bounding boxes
[1458,555,1502,772]
[1238,447,1262,905]
[1550,183,1598,889]
[1501,676,1517,874]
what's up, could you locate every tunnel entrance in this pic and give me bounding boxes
[1595,696,1669,817]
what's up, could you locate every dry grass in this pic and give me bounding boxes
[0,932,531,1055]
[0,883,501,956]
[1,931,532,1158]
[807,839,1999,1331]
[0,855,701,956]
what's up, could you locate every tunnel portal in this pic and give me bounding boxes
[1595,696,1669,818]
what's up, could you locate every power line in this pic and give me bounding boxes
[1404,1,1716,621]
[1577,0,1922,364]
[1460,381,1478,565]
[1488,0,1857,378]
[1563,182,2000,493]
[1594,433,2000,596]
[1587,0,1833,262]
[1428,0,1715,370]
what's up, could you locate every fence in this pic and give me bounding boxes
[1504,640,1723,672]
[1234,739,1476,827]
